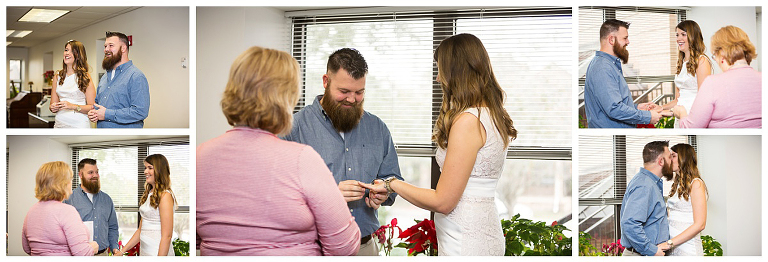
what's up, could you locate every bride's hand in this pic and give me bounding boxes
[359,180,387,194]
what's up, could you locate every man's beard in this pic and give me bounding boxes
[661,158,674,181]
[102,49,123,70]
[613,37,629,64]
[81,176,100,193]
[321,86,364,133]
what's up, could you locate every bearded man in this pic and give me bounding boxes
[283,48,404,256]
[87,31,150,128]
[583,19,666,128]
[64,158,120,256]
[619,141,677,256]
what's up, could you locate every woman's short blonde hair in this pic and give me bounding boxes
[220,46,300,135]
[711,25,757,65]
[35,161,73,201]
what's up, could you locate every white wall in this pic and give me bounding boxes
[6,47,29,96]
[7,136,71,256]
[25,7,189,128]
[196,7,289,145]
[688,6,761,72]
[696,135,761,256]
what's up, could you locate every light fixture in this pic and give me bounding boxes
[18,8,69,23]
[7,30,33,38]
[7,30,14,37]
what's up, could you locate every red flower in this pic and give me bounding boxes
[636,124,656,128]
[551,221,558,226]
[398,219,437,255]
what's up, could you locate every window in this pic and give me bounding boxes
[578,135,694,249]
[578,7,687,126]
[290,7,573,236]
[70,138,190,243]
[9,59,22,82]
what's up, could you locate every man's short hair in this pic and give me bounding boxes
[643,140,670,163]
[326,48,368,79]
[600,19,631,40]
[106,31,130,52]
[77,158,97,173]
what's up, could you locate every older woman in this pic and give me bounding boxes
[22,161,99,256]
[674,25,761,128]
[196,46,360,255]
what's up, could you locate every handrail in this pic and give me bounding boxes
[578,205,607,226]
[632,81,663,104]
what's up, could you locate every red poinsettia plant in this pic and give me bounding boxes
[115,241,139,256]
[374,218,438,256]
[43,70,55,85]
[373,218,402,256]
[602,239,624,256]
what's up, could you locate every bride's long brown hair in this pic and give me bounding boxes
[140,154,177,209]
[57,40,91,93]
[669,143,708,201]
[432,33,517,149]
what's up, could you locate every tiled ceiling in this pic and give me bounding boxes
[6,6,140,48]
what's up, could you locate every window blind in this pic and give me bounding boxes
[290,7,572,157]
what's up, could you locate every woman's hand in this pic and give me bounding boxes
[49,102,60,113]
[59,101,76,111]
[89,241,99,254]
[672,105,688,119]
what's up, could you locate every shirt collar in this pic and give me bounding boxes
[595,51,623,70]
[312,95,329,120]
[639,167,663,189]
[78,186,99,196]
[109,60,133,73]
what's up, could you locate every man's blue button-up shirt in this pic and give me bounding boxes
[584,51,651,128]
[284,95,404,237]
[620,168,670,256]
[95,60,150,128]
[64,187,120,251]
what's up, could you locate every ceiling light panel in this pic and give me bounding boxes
[18,9,69,23]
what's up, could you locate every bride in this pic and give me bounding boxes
[119,154,177,256]
[664,143,708,255]
[660,20,712,127]
[362,33,516,256]
[50,40,95,128]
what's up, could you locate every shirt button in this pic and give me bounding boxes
[346,148,349,151]
[350,209,353,212]
[348,167,351,171]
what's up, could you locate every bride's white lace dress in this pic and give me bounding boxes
[139,191,175,256]
[666,178,705,256]
[434,107,506,256]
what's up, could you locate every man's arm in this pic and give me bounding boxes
[590,68,652,125]
[620,185,657,256]
[107,199,120,251]
[104,73,150,124]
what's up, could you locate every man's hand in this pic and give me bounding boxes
[364,180,389,209]
[338,180,365,202]
[650,107,663,125]
[655,242,670,256]
[112,248,120,256]
[88,103,107,122]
